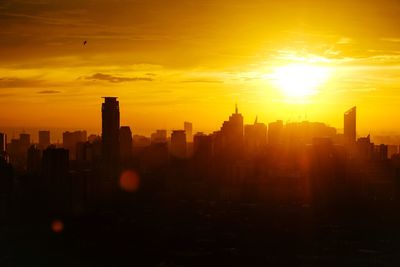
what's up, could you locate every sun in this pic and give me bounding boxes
[271,63,330,99]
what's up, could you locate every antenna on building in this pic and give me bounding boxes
[254,116,258,124]
[235,103,238,114]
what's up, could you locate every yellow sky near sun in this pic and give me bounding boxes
[1,0,400,135]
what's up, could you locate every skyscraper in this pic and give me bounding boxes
[344,106,356,145]
[27,145,42,174]
[213,104,244,157]
[193,132,213,159]
[119,126,133,161]
[184,122,193,142]
[221,104,244,143]
[245,118,267,152]
[102,97,120,176]
[170,130,187,158]
[19,133,30,151]
[0,132,6,154]
[38,130,51,149]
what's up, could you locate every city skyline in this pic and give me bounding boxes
[3,1,400,265]
[0,102,398,145]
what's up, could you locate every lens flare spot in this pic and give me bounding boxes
[51,219,64,233]
[119,170,140,192]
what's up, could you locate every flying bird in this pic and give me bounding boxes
[83,40,87,45]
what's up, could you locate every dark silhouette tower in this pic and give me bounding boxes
[0,132,6,154]
[38,130,50,149]
[170,130,187,158]
[102,97,120,179]
[184,122,193,142]
[344,107,356,145]
[214,104,244,158]
[119,126,133,162]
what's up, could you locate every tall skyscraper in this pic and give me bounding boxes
[170,130,187,158]
[193,132,213,159]
[102,97,120,176]
[213,104,244,157]
[344,106,356,145]
[245,117,267,152]
[119,126,133,161]
[221,104,244,143]
[184,122,193,142]
[39,130,51,149]
[0,132,6,154]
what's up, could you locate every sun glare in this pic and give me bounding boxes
[272,64,330,99]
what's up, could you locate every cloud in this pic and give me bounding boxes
[0,77,44,88]
[37,90,60,94]
[85,73,154,83]
[180,79,223,83]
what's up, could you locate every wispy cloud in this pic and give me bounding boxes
[0,77,44,88]
[37,90,60,94]
[85,73,154,83]
[180,79,223,83]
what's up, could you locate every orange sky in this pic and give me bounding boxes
[1,0,400,136]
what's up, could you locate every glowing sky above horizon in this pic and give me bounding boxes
[1,0,400,135]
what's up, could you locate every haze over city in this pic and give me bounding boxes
[2,0,400,134]
[3,1,400,266]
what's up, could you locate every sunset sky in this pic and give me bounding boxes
[1,0,400,137]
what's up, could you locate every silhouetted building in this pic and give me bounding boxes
[76,140,102,163]
[184,122,193,142]
[102,97,120,178]
[374,144,388,161]
[170,130,187,158]
[193,132,213,159]
[214,105,244,157]
[19,133,30,151]
[63,131,87,160]
[140,142,169,172]
[356,135,374,160]
[42,147,69,181]
[120,126,133,162]
[27,145,42,174]
[151,130,167,144]
[284,121,336,145]
[42,147,69,211]
[387,145,398,159]
[268,120,283,145]
[88,134,101,143]
[309,137,346,203]
[344,106,356,145]
[0,156,13,218]
[0,132,6,154]
[38,130,50,149]
[245,117,267,153]
[7,134,30,170]
[133,135,151,147]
